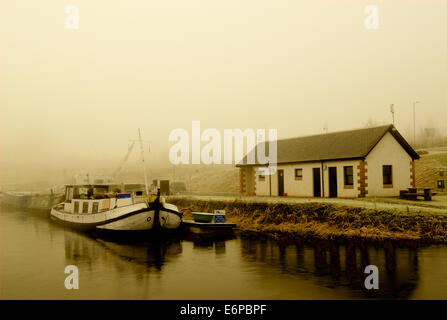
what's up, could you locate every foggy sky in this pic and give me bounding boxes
[1,0,446,182]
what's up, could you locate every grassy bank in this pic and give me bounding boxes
[169,198,447,244]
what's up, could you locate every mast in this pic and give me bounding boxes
[138,128,150,197]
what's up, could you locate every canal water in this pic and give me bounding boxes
[1,208,447,299]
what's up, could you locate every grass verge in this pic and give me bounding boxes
[169,198,447,244]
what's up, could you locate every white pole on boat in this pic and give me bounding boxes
[138,128,150,197]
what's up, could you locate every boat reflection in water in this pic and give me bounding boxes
[96,238,182,271]
[239,237,419,299]
[63,229,183,272]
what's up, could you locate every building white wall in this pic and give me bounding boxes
[254,167,274,196]
[255,161,360,198]
[285,163,319,197]
[255,163,322,197]
[322,160,361,198]
[365,132,412,197]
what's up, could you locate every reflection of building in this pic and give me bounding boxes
[239,237,419,299]
[192,239,226,255]
[238,125,419,198]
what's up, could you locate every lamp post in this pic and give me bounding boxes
[413,101,420,146]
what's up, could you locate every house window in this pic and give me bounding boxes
[438,180,445,190]
[383,165,393,186]
[295,168,303,180]
[258,168,267,181]
[344,166,354,186]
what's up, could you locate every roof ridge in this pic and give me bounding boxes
[276,124,392,142]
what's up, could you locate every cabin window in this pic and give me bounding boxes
[73,187,80,199]
[344,166,354,186]
[65,187,73,202]
[74,201,79,213]
[93,186,108,199]
[75,187,89,199]
[295,168,303,180]
[82,202,89,214]
[383,165,393,186]
[136,191,143,196]
[94,186,108,194]
[92,202,99,213]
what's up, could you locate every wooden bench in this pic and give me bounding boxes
[399,188,437,201]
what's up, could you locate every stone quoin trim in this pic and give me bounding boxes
[410,161,416,188]
[357,160,368,197]
[252,167,256,196]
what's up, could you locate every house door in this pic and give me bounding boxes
[329,167,338,198]
[277,169,284,196]
[313,168,321,197]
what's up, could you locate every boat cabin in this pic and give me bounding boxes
[63,184,147,214]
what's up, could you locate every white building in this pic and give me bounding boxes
[237,125,419,198]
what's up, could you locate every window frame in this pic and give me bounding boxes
[295,168,303,180]
[258,168,267,182]
[343,166,354,188]
[382,165,393,187]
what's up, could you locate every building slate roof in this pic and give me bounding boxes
[237,124,419,166]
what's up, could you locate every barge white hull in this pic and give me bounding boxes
[50,202,182,231]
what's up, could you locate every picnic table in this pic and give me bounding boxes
[399,188,437,201]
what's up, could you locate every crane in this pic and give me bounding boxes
[113,141,136,178]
